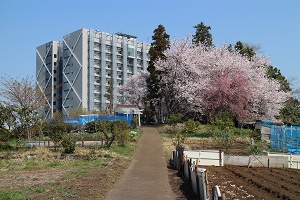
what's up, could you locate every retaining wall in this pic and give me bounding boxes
[267,152,300,169]
[183,150,224,167]
[224,155,289,168]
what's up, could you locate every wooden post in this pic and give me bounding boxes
[180,153,184,176]
[188,158,192,184]
[219,150,223,167]
[268,159,270,169]
[195,165,200,199]
[222,193,226,200]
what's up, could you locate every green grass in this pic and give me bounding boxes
[46,161,62,168]
[28,186,46,193]
[61,191,78,198]
[58,187,78,198]
[0,191,31,200]
[61,168,89,180]
[160,123,253,138]
[109,144,134,157]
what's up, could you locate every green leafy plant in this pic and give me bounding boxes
[115,129,130,147]
[28,186,46,193]
[211,113,235,153]
[88,120,129,147]
[0,191,31,200]
[249,129,261,142]
[61,135,76,154]
[131,116,139,129]
[43,118,73,151]
[247,145,263,155]
[183,119,200,134]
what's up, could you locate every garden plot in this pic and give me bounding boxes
[205,165,300,199]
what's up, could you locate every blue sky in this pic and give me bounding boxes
[0,0,299,87]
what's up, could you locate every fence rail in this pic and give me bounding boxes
[25,139,105,148]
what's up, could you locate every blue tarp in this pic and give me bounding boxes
[270,125,300,154]
[64,113,134,127]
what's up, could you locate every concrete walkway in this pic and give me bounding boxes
[105,127,174,200]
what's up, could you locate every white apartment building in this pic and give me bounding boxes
[36,28,150,118]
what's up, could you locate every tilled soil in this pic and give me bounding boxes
[204,165,300,200]
[165,137,300,200]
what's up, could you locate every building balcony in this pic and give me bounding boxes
[94,47,100,52]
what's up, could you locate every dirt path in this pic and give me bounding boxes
[105,127,174,200]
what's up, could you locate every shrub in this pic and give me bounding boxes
[61,135,76,154]
[0,128,11,142]
[84,121,98,133]
[131,116,139,129]
[211,112,235,136]
[183,119,200,134]
[249,129,261,142]
[167,114,183,128]
[115,129,130,147]
[211,113,235,153]
[247,145,262,155]
[92,120,130,147]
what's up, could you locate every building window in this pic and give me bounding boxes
[54,54,57,58]
[127,44,135,57]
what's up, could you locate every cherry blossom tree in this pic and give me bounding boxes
[118,70,149,108]
[154,37,290,122]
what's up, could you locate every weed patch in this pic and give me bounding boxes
[0,190,31,200]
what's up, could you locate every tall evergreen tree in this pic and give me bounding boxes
[234,41,256,61]
[266,66,291,92]
[104,70,114,114]
[145,24,170,124]
[192,22,213,48]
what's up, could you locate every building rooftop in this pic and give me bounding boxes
[115,32,137,39]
